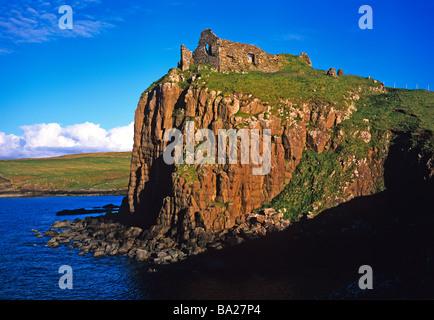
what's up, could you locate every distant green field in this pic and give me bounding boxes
[0,152,132,191]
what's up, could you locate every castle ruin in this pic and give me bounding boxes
[178,29,285,73]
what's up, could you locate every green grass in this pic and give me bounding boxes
[264,148,356,220]
[147,54,383,115]
[265,87,434,222]
[200,54,383,112]
[176,163,199,183]
[357,88,434,132]
[234,110,253,119]
[0,152,132,191]
[336,87,434,161]
[212,202,227,208]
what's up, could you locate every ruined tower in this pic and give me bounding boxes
[178,29,284,73]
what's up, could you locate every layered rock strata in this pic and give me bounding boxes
[124,74,383,244]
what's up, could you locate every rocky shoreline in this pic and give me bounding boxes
[56,204,120,216]
[32,208,290,265]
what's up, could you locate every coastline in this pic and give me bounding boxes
[35,189,434,299]
[0,189,127,198]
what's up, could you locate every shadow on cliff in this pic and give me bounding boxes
[116,154,176,229]
[138,189,432,299]
[132,132,434,299]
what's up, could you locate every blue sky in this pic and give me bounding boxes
[0,0,433,158]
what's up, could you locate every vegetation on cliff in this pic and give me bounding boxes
[200,54,382,111]
[126,27,433,247]
[265,87,433,221]
[142,49,433,224]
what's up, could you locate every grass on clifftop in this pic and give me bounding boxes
[146,53,384,113]
[0,152,131,191]
[197,54,384,111]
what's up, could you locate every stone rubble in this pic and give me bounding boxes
[38,208,290,265]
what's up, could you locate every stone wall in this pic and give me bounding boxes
[178,45,194,71]
[179,29,284,73]
[191,29,220,68]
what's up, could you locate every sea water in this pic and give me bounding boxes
[0,196,333,300]
[0,196,149,300]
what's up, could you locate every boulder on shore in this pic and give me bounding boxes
[47,238,59,248]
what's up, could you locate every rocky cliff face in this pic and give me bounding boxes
[123,68,386,243]
[114,29,405,246]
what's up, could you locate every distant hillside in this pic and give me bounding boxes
[0,152,131,197]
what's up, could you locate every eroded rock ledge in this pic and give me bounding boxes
[39,208,289,264]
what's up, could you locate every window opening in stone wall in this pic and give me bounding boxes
[206,43,212,55]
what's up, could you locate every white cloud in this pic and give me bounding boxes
[283,33,304,41]
[0,1,116,53]
[0,132,23,157]
[107,122,134,151]
[0,48,14,55]
[21,123,76,148]
[62,122,109,148]
[0,122,134,159]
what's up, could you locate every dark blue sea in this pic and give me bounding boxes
[0,196,351,300]
[0,196,150,300]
